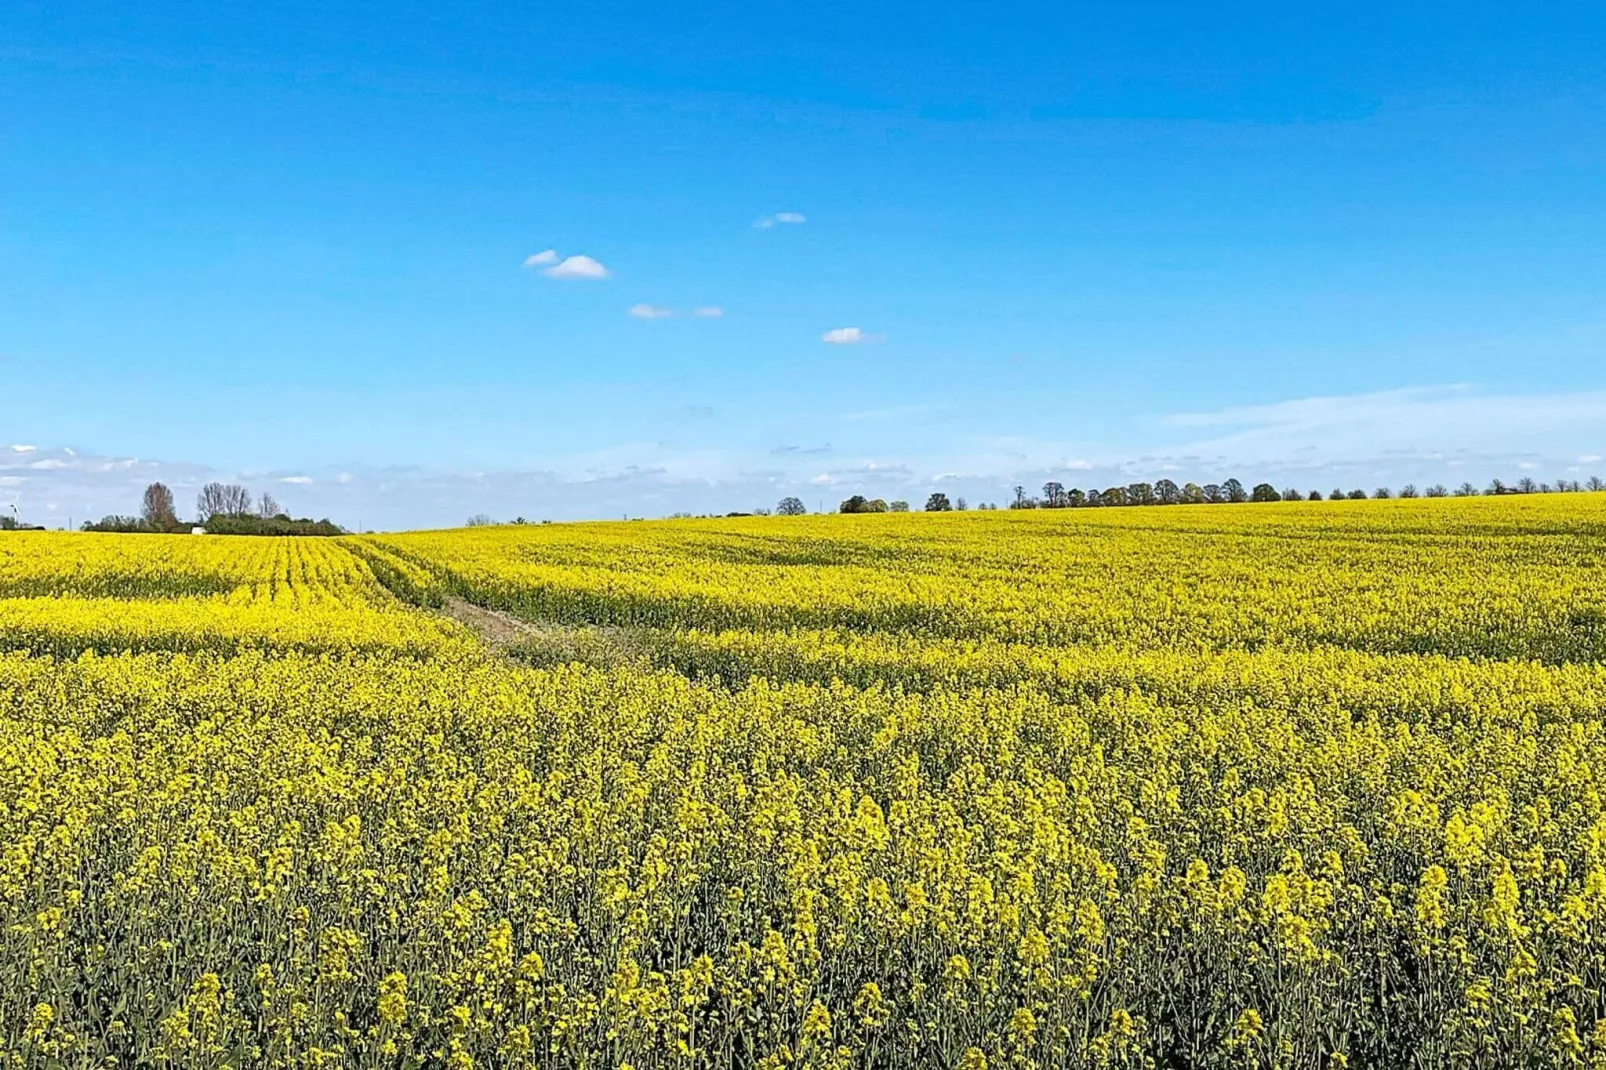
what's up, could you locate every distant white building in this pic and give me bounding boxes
[192,526,207,535]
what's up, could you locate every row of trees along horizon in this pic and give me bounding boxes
[815,474,1606,515]
[76,482,343,535]
[13,474,1603,535]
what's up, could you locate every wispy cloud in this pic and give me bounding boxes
[627,303,674,319]
[822,326,885,345]
[542,254,610,280]
[840,403,944,422]
[522,249,558,268]
[10,387,1605,529]
[1160,386,1606,466]
[9,445,36,453]
[754,211,806,229]
[691,306,724,318]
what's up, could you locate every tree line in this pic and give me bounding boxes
[770,475,1605,516]
[81,482,344,536]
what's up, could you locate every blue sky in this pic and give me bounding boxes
[3,1,1605,528]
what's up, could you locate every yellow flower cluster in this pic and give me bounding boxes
[1,495,1604,1067]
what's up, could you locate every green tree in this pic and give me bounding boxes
[1250,483,1281,502]
[141,482,178,532]
[925,493,952,512]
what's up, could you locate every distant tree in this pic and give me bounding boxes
[141,482,178,531]
[1398,484,1418,499]
[1066,488,1086,507]
[839,495,869,514]
[925,492,952,512]
[1041,482,1067,508]
[865,499,889,513]
[752,507,773,516]
[1202,484,1224,504]
[83,515,147,533]
[1331,487,1346,501]
[1181,482,1205,504]
[1425,484,1449,498]
[1102,486,1129,507]
[777,496,806,516]
[257,492,283,519]
[1488,478,1508,495]
[465,514,494,527]
[954,496,969,511]
[1280,487,1301,503]
[1084,490,1103,507]
[1307,490,1323,501]
[888,500,910,512]
[1013,485,1027,509]
[1223,479,1247,503]
[1127,482,1155,506]
[1590,476,1605,492]
[1152,479,1181,504]
[1516,476,1538,494]
[197,482,253,521]
[1374,486,1392,499]
[1347,489,1367,500]
[1456,482,1478,497]
[1250,483,1280,502]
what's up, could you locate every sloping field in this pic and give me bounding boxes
[3,497,1606,1067]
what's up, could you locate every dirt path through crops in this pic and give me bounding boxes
[440,596,653,669]
[440,597,535,647]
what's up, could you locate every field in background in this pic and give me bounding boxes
[3,497,1606,1067]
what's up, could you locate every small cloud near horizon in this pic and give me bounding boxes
[627,304,674,319]
[754,211,806,229]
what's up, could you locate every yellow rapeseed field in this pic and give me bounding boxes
[4,497,1606,1067]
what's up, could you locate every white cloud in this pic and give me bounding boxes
[1580,454,1603,464]
[754,212,806,229]
[627,304,674,320]
[9,445,36,453]
[543,254,610,280]
[523,250,559,268]
[692,306,724,318]
[823,327,883,345]
[336,472,355,484]
[279,475,314,484]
